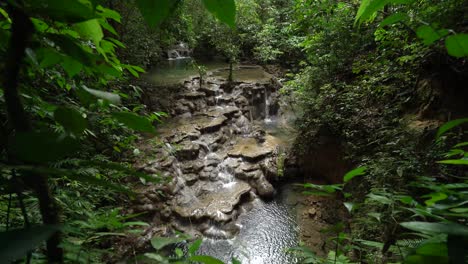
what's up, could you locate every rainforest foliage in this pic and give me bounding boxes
[0,0,467,263]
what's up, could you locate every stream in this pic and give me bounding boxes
[138,59,300,263]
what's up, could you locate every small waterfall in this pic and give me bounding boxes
[264,87,271,123]
[167,42,191,60]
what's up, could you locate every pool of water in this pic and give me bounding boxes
[146,58,227,85]
[146,59,272,86]
[197,185,299,264]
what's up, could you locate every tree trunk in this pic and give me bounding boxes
[3,5,63,263]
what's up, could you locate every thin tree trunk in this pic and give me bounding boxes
[3,5,63,263]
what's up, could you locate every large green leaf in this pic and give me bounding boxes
[26,0,96,23]
[150,236,187,250]
[400,222,468,236]
[47,34,94,66]
[0,225,60,262]
[355,0,412,24]
[343,166,367,183]
[416,25,449,46]
[10,131,79,163]
[202,0,236,28]
[189,239,203,255]
[61,56,83,77]
[112,112,156,133]
[445,34,468,58]
[436,118,468,139]
[54,107,87,135]
[135,0,179,27]
[437,159,468,166]
[189,255,225,264]
[379,13,409,27]
[73,19,104,46]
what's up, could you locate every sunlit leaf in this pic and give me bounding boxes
[437,159,468,166]
[343,166,367,183]
[74,19,103,46]
[436,118,468,139]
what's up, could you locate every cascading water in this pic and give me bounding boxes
[139,65,295,262]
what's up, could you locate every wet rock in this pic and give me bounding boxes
[199,116,228,133]
[180,160,204,173]
[159,156,175,168]
[172,181,252,221]
[182,173,198,186]
[253,177,275,199]
[175,142,200,160]
[235,95,249,107]
[200,84,219,96]
[260,157,279,181]
[250,126,266,143]
[228,137,274,161]
[181,91,205,99]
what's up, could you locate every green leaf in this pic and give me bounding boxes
[424,192,448,206]
[54,107,87,135]
[112,112,156,133]
[135,0,178,27]
[150,236,187,250]
[416,25,449,46]
[73,19,104,46]
[437,159,468,165]
[355,0,388,25]
[189,239,203,255]
[97,5,121,22]
[81,85,121,104]
[10,131,79,163]
[379,13,409,27]
[232,258,242,264]
[37,48,63,68]
[367,193,392,205]
[400,222,468,236]
[47,34,94,66]
[26,0,96,23]
[189,255,225,264]
[445,34,468,58]
[61,56,83,77]
[436,118,468,139]
[202,0,236,27]
[343,166,367,182]
[0,225,60,262]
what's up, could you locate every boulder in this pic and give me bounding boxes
[175,142,200,160]
[253,177,275,199]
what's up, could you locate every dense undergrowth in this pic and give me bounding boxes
[0,0,467,263]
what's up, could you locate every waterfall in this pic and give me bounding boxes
[264,87,271,123]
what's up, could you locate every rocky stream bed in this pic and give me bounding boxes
[119,65,342,263]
